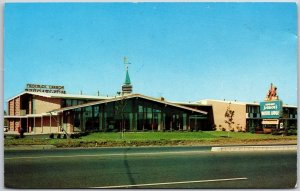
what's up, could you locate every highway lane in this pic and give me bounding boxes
[4,146,297,189]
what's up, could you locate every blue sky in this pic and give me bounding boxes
[4,2,298,107]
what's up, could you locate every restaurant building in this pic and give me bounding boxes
[5,89,297,134]
[5,88,112,134]
[4,61,297,134]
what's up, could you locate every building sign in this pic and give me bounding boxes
[260,100,282,119]
[25,83,66,94]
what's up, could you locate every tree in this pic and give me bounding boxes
[224,103,235,137]
[116,92,127,139]
[4,110,8,126]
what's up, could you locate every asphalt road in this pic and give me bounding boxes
[4,146,297,189]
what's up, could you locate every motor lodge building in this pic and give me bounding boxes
[4,68,297,134]
[5,89,297,135]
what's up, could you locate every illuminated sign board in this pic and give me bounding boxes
[25,83,66,94]
[260,100,283,119]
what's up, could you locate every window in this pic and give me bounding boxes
[66,99,72,107]
[78,100,84,105]
[138,105,143,112]
[72,100,78,106]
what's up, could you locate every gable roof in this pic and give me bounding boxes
[49,94,208,115]
[7,91,113,102]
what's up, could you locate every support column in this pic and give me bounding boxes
[27,118,29,133]
[34,117,36,133]
[72,112,75,133]
[61,111,63,132]
[50,114,52,133]
[41,116,43,133]
[188,115,190,131]
[99,106,103,131]
[57,115,60,132]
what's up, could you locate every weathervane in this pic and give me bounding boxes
[124,56,131,70]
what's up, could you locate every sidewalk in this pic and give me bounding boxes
[211,145,297,152]
[4,145,57,150]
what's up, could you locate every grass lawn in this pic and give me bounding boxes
[80,131,282,141]
[4,131,297,148]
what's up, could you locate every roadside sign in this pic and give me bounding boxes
[280,123,284,129]
[260,100,283,119]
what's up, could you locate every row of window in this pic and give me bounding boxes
[64,99,209,132]
[61,99,89,108]
[246,106,297,115]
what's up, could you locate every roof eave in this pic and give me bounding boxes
[51,94,208,115]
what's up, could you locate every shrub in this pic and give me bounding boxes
[236,125,242,132]
[212,124,217,131]
[249,126,255,134]
[80,132,89,136]
[49,133,54,139]
[271,129,282,135]
[57,134,61,139]
[70,134,80,139]
[288,129,297,135]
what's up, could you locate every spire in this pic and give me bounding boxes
[122,57,133,94]
[124,68,131,85]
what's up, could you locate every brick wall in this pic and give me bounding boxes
[9,119,14,131]
[9,100,14,115]
[8,97,21,116]
[42,116,57,127]
[34,118,41,127]
[14,97,20,115]
[14,120,20,131]
[9,101,12,115]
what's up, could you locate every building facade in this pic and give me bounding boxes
[4,65,297,134]
[5,90,297,134]
[5,91,111,133]
[53,94,209,133]
[196,99,297,132]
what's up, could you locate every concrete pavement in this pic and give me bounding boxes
[4,143,297,151]
[211,145,297,152]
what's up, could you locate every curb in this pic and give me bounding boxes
[4,145,57,150]
[211,145,297,152]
